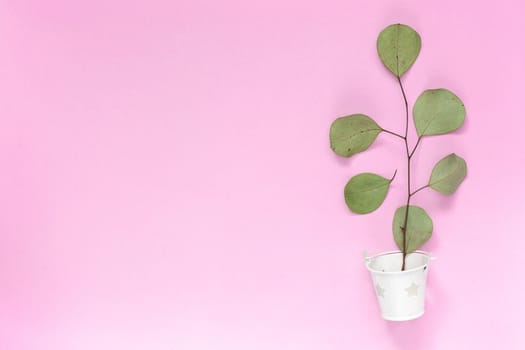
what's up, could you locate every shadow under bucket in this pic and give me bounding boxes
[365,251,434,321]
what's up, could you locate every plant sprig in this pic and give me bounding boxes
[329,23,467,271]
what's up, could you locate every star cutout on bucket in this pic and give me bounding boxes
[405,282,419,297]
[375,283,385,297]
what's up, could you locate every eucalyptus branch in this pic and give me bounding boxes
[328,23,467,275]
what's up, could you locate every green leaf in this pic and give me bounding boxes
[329,114,382,157]
[377,24,421,77]
[393,206,433,254]
[413,89,466,136]
[429,153,467,194]
[344,172,396,214]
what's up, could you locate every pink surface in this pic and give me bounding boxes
[1,0,524,349]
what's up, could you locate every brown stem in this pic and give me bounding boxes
[397,75,411,271]
[398,85,426,270]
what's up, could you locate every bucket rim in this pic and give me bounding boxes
[364,250,433,275]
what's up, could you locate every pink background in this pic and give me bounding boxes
[1,0,524,349]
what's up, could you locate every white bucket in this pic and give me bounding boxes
[364,251,434,321]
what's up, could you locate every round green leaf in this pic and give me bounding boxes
[377,24,421,77]
[344,172,395,214]
[413,89,466,136]
[429,153,467,194]
[329,114,382,157]
[393,206,433,254]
